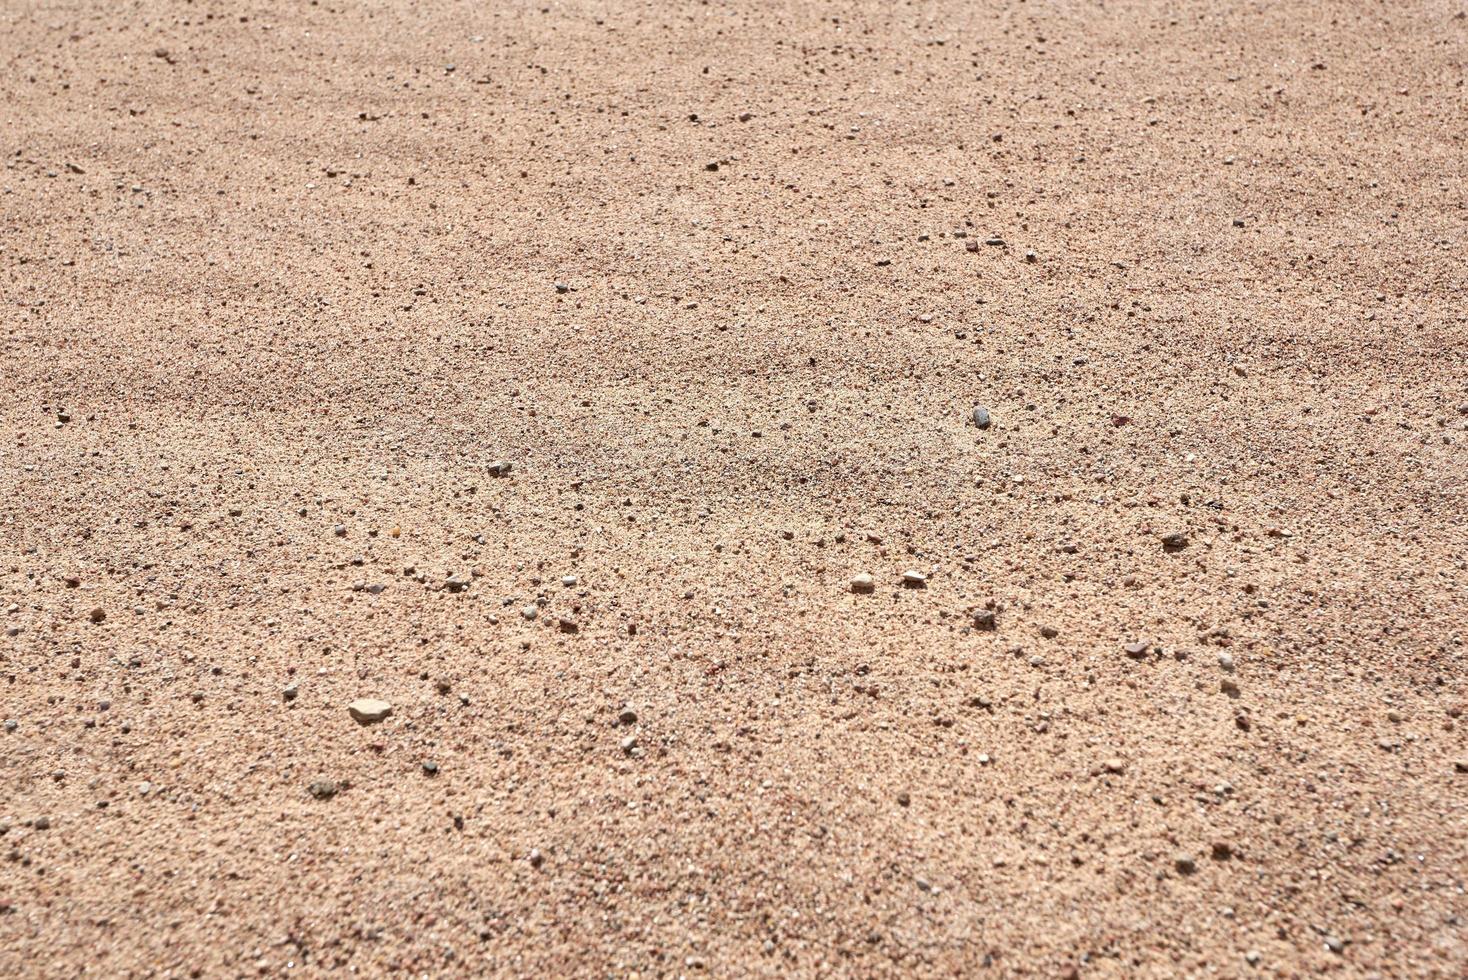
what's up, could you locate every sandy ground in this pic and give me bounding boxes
[3,0,1467,976]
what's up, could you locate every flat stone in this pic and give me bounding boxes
[850,573,875,593]
[901,570,927,587]
[348,698,392,724]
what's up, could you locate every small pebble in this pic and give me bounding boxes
[971,405,992,429]
[901,570,927,587]
[1174,852,1197,874]
[1161,531,1190,552]
[347,698,392,724]
[850,573,875,593]
[308,780,338,800]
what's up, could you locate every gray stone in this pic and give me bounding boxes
[348,698,392,724]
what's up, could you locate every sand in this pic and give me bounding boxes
[3,0,1466,975]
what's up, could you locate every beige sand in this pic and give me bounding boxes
[3,1,1466,975]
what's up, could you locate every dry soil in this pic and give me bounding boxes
[3,0,1467,976]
